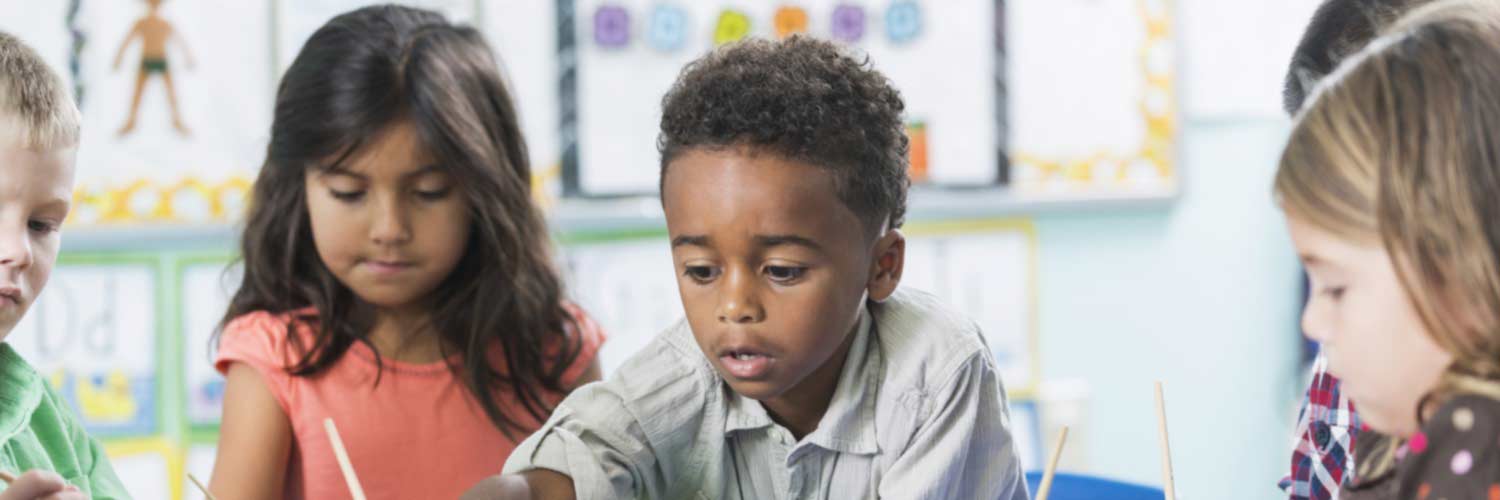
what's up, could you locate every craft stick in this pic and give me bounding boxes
[1155,381,1176,500]
[1034,426,1070,500]
[187,473,218,500]
[324,418,368,500]
[0,470,13,484]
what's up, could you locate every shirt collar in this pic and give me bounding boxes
[722,306,880,455]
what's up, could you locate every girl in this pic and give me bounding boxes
[1276,0,1500,497]
[206,6,605,499]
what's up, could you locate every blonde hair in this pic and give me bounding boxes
[1279,0,1500,415]
[0,31,80,150]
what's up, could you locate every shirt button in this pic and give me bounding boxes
[1313,422,1332,450]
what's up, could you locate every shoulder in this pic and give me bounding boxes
[1396,393,1500,497]
[215,309,315,374]
[567,320,718,437]
[873,287,993,393]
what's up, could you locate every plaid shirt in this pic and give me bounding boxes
[1280,355,1362,500]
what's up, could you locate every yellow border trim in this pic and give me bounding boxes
[1012,0,1177,189]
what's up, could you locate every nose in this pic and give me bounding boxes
[369,193,412,246]
[716,267,765,324]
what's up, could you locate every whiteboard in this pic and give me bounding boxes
[182,262,241,427]
[559,239,683,374]
[569,0,998,195]
[7,263,159,437]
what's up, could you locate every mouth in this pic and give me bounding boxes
[0,286,21,307]
[717,346,775,380]
[363,259,415,275]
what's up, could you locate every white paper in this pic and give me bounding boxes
[182,262,241,426]
[6,264,159,437]
[66,0,272,224]
[183,444,219,500]
[111,451,171,500]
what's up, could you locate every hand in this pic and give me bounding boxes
[0,470,85,500]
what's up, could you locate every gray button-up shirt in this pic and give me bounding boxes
[503,288,1028,499]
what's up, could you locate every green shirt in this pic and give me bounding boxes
[0,344,130,499]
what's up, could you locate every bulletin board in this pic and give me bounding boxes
[558,0,1178,203]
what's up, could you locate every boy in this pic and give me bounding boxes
[1279,1,1430,498]
[0,31,130,500]
[465,36,1027,499]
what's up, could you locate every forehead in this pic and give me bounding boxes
[0,143,75,199]
[326,121,438,177]
[662,148,864,246]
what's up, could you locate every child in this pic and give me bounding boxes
[465,36,1027,499]
[206,6,605,499]
[0,31,129,500]
[1278,1,1432,497]
[1277,0,1500,497]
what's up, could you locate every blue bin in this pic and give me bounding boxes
[1024,472,1163,500]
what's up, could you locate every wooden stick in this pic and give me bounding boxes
[1034,426,1070,500]
[1155,381,1176,500]
[324,418,369,500]
[187,473,218,500]
[0,470,14,484]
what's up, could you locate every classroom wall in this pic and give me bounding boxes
[1037,118,1304,498]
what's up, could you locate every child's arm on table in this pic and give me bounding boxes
[208,363,293,500]
[461,470,576,500]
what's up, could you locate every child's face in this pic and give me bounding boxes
[662,147,902,410]
[1288,214,1453,437]
[0,142,74,341]
[305,120,470,316]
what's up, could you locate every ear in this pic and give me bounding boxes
[866,228,905,303]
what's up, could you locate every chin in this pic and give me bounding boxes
[721,377,787,401]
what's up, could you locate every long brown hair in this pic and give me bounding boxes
[219,5,579,438]
[1276,0,1500,476]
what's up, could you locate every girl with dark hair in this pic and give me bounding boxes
[205,6,605,499]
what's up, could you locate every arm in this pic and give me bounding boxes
[208,363,293,500]
[569,360,603,390]
[112,23,141,71]
[461,470,576,500]
[879,355,1028,500]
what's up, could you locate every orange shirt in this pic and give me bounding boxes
[214,305,605,500]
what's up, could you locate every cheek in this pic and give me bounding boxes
[305,198,360,264]
[419,201,470,263]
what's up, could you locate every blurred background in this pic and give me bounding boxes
[0,1,1323,498]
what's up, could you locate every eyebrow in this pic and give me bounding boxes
[754,234,824,252]
[672,235,710,248]
[669,234,825,252]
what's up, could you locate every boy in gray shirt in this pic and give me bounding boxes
[465,36,1027,500]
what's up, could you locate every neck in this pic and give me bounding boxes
[761,322,859,440]
[368,304,446,364]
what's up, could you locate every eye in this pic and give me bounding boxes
[684,265,719,283]
[330,189,365,202]
[27,219,58,234]
[1321,286,1346,301]
[414,188,451,201]
[765,265,807,283]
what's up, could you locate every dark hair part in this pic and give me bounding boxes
[1283,0,1433,115]
[220,5,578,438]
[657,36,910,234]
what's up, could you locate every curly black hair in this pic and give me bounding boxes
[658,35,910,233]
